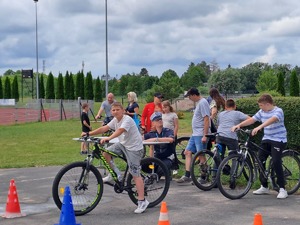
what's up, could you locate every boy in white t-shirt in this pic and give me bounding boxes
[83,102,148,213]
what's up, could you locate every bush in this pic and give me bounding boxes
[236,97,300,150]
[177,111,184,119]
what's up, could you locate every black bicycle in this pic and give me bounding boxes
[52,136,170,216]
[190,133,224,191]
[216,129,300,200]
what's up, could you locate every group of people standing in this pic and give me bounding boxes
[80,87,289,214]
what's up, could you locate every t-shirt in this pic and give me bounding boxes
[107,115,143,151]
[192,98,211,136]
[162,112,178,131]
[100,100,115,117]
[126,102,139,117]
[81,111,91,132]
[252,106,287,142]
[144,128,174,159]
[217,110,248,140]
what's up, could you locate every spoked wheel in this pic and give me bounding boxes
[217,154,253,200]
[52,162,103,216]
[127,157,170,208]
[191,150,219,191]
[279,151,300,195]
[175,136,190,165]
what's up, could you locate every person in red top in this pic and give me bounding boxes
[141,93,163,133]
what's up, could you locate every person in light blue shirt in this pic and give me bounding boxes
[231,94,288,199]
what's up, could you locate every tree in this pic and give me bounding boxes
[0,77,3,98]
[139,68,149,76]
[158,69,182,100]
[56,73,64,99]
[75,71,84,99]
[277,71,285,96]
[208,67,242,97]
[64,71,70,100]
[11,75,19,102]
[4,76,11,99]
[40,74,45,99]
[85,71,94,100]
[46,72,55,99]
[4,69,15,76]
[290,69,300,96]
[180,63,206,90]
[94,76,102,102]
[69,73,75,100]
[255,69,277,93]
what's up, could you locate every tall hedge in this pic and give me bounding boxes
[236,97,300,150]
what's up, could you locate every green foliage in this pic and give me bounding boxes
[277,71,285,96]
[75,71,85,99]
[4,76,11,98]
[94,76,102,102]
[0,76,3,98]
[64,71,70,100]
[40,74,45,99]
[11,75,19,102]
[290,69,299,96]
[180,62,206,90]
[56,73,64,99]
[177,111,184,119]
[236,96,300,150]
[69,73,75,100]
[208,67,242,96]
[46,72,55,99]
[158,69,182,100]
[256,69,277,92]
[85,71,94,100]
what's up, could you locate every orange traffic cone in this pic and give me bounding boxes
[158,201,170,225]
[2,179,25,218]
[253,213,263,225]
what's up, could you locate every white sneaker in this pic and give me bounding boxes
[253,185,270,195]
[277,188,288,199]
[102,174,113,183]
[134,199,149,214]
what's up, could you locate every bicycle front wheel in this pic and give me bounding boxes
[281,150,300,195]
[217,154,253,200]
[52,161,103,216]
[191,150,219,191]
[127,157,170,208]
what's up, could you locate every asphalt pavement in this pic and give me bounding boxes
[0,166,299,225]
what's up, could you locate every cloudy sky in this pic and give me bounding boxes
[1,0,299,78]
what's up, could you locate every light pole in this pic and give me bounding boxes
[105,0,108,96]
[34,0,39,100]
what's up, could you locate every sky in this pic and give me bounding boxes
[1,0,300,78]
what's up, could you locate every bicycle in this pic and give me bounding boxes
[174,136,190,164]
[52,136,171,216]
[190,133,225,191]
[216,128,300,200]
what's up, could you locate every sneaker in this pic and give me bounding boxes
[277,188,288,199]
[102,174,113,183]
[253,185,270,195]
[198,177,207,184]
[134,199,149,213]
[176,175,192,183]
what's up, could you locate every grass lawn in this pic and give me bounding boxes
[0,111,192,168]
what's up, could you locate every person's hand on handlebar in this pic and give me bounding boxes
[81,132,89,137]
[231,125,240,132]
[100,137,110,144]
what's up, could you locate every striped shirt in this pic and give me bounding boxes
[252,106,287,142]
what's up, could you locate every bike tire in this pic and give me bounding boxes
[52,161,103,216]
[277,150,300,195]
[217,153,253,200]
[175,136,190,165]
[127,157,170,208]
[191,150,219,191]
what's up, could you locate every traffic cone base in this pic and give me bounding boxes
[158,201,170,225]
[55,186,81,225]
[253,213,263,225]
[2,179,26,219]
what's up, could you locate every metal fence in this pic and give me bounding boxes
[0,98,95,126]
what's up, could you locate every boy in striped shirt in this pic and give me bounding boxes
[231,94,288,199]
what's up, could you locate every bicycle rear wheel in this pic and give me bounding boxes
[217,154,253,200]
[175,136,190,164]
[191,150,219,191]
[52,161,103,216]
[279,150,300,194]
[127,157,170,207]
